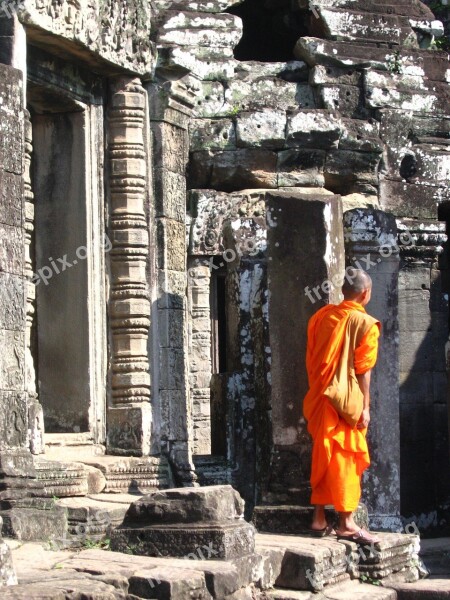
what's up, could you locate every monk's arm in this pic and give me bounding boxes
[356,370,371,428]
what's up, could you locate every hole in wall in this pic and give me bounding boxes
[227,0,310,61]
[400,154,417,180]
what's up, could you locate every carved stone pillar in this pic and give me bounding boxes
[344,208,402,531]
[148,77,197,484]
[107,77,151,456]
[187,262,212,455]
[23,111,44,455]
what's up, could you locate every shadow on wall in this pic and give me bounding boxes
[227,0,311,62]
[398,261,450,534]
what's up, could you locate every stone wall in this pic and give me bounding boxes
[164,0,450,525]
[18,0,154,77]
[0,64,27,454]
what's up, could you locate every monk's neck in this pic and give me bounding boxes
[339,299,366,312]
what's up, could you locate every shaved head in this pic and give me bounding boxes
[342,268,372,300]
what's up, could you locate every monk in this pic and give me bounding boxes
[303,268,380,544]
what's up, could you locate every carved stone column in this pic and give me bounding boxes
[187,262,212,455]
[23,111,44,455]
[107,77,151,456]
[344,208,402,531]
[148,77,197,484]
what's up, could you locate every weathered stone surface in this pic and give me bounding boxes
[0,334,25,394]
[0,518,17,586]
[79,456,171,493]
[0,273,25,331]
[319,84,366,119]
[277,149,326,187]
[286,110,341,149]
[154,168,187,222]
[325,150,381,194]
[111,521,256,559]
[111,486,255,559]
[266,192,344,500]
[34,458,88,498]
[0,225,23,276]
[190,118,236,151]
[129,567,212,599]
[310,65,362,87]
[189,149,277,191]
[256,533,349,593]
[317,8,415,46]
[0,171,22,228]
[20,0,155,77]
[157,11,243,48]
[122,485,244,525]
[380,179,450,219]
[236,110,286,149]
[157,219,186,271]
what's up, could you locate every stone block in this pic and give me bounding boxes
[193,81,227,118]
[160,390,189,442]
[0,170,22,227]
[158,308,185,348]
[34,458,89,498]
[0,224,23,276]
[111,521,255,559]
[122,486,244,526]
[79,456,171,493]
[277,149,326,187]
[256,533,348,593]
[399,330,433,373]
[0,332,25,393]
[0,517,17,586]
[286,110,341,149]
[398,267,431,291]
[190,118,236,151]
[236,110,286,150]
[129,567,212,600]
[266,191,343,451]
[324,149,380,192]
[152,121,186,174]
[318,8,414,45]
[338,118,382,153]
[157,219,186,271]
[310,64,362,87]
[189,149,277,191]
[380,179,450,219]
[399,371,433,405]
[159,347,186,391]
[0,272,25,330]
[158,269,186,309]
[225,78,300,113]
[398,289,431,331]
[157,14,243,48]
[319,84,367,119]
[107,404,152,456]
[154,168,186,222]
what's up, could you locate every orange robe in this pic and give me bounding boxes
[303,300,380,512]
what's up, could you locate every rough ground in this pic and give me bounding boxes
[2,536,449,599]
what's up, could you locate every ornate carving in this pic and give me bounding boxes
[23,111,44,455]
[20,0,154,77]
[107,77,151,453]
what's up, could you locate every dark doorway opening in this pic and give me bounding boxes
[228,0,310,62]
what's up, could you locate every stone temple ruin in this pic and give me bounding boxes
[0,0,450,597]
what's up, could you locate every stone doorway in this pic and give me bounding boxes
[26,69,107,445]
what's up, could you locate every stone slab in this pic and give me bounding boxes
[110,521,256,559]
[122,485,244,525]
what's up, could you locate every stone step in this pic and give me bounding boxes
[265,579,397,598]
[193,455,231,486]
[52,493,144,549]
[255,531,420,592]
[44,432,105,459]
[252,504,368,535]
[38,453,172,495]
